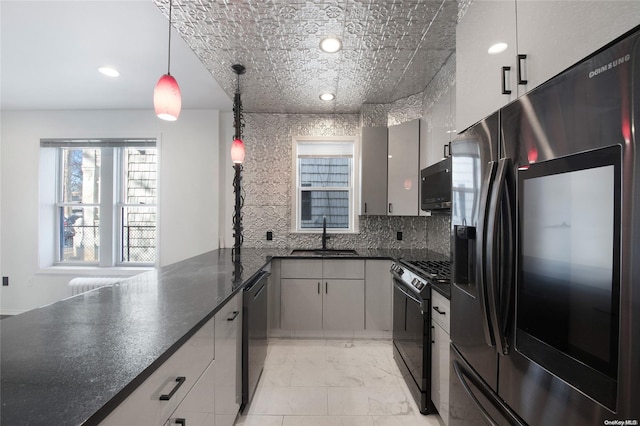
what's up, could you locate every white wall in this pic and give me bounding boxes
[0,109,230,314]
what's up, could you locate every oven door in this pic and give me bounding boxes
[392,278,427,391]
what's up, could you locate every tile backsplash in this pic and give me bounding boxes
[239,113,450,255]
[239,51,455,256]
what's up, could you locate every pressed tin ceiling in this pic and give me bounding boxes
[154,0,458,114]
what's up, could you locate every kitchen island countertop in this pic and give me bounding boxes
[0,246,447,425]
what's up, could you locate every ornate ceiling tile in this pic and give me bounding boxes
[154,0,457,113]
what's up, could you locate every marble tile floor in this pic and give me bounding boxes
[235,338,443,426]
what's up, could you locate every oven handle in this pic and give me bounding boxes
[393,281,424,311]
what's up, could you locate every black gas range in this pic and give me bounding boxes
[390,257,451,414]
[391,259,451,300]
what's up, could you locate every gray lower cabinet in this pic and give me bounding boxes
[322,279,365,330]
[100,318,215,425]
[213,292,242,426]
[281,278,323,330]
[364,259,392,331]
[166,293,241,426]
[430,290,450,425]
[101,293,242,426]
[165,361,215,426]
[280,278,364,330]
[280,259,365,331]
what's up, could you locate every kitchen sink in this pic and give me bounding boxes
[290,248,359,256]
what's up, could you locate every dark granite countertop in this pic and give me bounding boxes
[0,246,448,425]
[0,248,273,426]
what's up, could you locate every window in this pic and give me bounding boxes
[292,137,358,232]
[41,139,157,266]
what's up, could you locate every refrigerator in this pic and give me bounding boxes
[449,25,640,425]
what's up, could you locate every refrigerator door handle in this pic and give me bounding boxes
[452,346,527,426]
[452,359,499,426]
[476,161,497,348]
[486,158,511,355]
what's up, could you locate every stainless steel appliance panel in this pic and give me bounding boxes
[393,282,427,385]
[497,27,640,424]
[451,25,640,426]
[242,271,269,410]
[450,112,501,393]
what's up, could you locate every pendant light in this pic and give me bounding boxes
[154,0,181,121]
[230,64,246,164]
[231,138,246,164]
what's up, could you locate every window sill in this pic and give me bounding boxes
[36,266,154,276]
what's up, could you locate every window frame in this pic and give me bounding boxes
[42,138,158,268]
[291,136,360,234]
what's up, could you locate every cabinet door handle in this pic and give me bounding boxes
[226,310,240,321]
[443,143,449,158]
[517,54,528,85]
[318,282,320,294]
[501,66,512,94]
[388,203,393,213]
[159,376,186,400]
[174,419,186,426]
[364,202,368,214]
[433,306,446,315]
[325,282,328,294]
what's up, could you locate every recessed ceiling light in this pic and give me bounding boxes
[487,43,508,55]
[98,66,120,77]
[319,37,342,53]
[320,93,335,101]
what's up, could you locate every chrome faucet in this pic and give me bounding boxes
[322,215,330,249]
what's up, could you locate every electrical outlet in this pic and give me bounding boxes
[397,231,403,241]
[266,231,273,241]
[2,276,8,286]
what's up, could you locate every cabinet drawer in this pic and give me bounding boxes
[281,259,322,278]
[322,259,364,279]
[431,291,450,334]
[100,318,215,425]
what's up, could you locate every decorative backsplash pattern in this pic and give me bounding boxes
[241,112,451,255]
[240,48,456,255]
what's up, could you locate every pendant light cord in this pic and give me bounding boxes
[167,0,173,75]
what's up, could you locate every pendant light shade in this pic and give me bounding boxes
[231,138,246,164]
[154,74,181,121]
[154,0,181,121]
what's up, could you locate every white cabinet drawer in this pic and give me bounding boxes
[322,259,364,279]
[431,291,450,334]
[281,259,323,278]
[165,359,216,426]
[100,318,215,425]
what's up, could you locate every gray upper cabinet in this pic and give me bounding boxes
[456,0,518,132]
[515,0,640,92]
[387,119,420,216]
[360,126,388,216]
[457,0,640,131]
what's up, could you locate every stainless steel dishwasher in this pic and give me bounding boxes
[241,269,269,411]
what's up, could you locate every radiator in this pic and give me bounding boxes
[69,278,123,296]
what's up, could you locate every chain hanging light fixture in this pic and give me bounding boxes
[231,64,246,261]
[154,0,182,121]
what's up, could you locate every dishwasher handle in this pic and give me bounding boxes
[244,271,269,293]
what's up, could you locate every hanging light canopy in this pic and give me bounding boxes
[154,0,181,121]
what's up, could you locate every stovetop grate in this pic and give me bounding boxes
[404,260,451,283]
